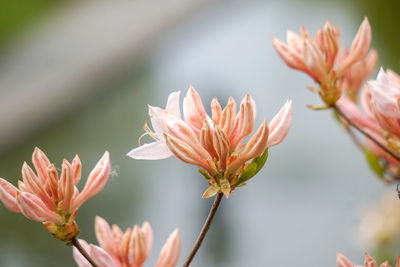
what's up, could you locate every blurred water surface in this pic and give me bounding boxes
[0,1,397,266]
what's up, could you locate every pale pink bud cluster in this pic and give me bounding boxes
[0,148,110,241]
[337,252,400,267]
[366,68,400,136]
[73,216,181,267]
[127,86,292,198]
[273,17,377,105]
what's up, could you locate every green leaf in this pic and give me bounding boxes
[254,148,269,173]
[362,147,384,178]
[198,168,211,180]
[236,148,269,185]
[237,162,257,183]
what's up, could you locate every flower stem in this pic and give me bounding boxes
[71,237,99,267]
[183,193,223,267]
[333,105,400,162]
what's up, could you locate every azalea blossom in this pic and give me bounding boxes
[127,86,292,198]
[273,17,376,106]
[367,68,400,137]
[0,147,110,241]
[337,252,400,267]
[73,216,181,267]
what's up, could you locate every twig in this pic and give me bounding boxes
[71,237,99,267]
[183,193,223,267]
[333,105,400,163]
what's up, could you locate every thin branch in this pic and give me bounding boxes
[333,105,400,162]
[183,193,223,267]
[344,124,363,149]
[71,237,99,267]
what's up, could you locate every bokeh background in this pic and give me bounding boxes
[0,0,399,266]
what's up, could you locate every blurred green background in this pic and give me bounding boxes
[0,0,399,266]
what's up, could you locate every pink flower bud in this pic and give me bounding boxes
[267,100,293,147]
[272,36,310,75]
[22,162,55,210]
[164,133,212,173]
[130,225,149,266]
[211,97,222,125]
[338,17,372,74]
[229,120,269,172]
[183,85,207,135]
[302,37,328,84]
[230,94,255,150]
[155,229,181,267]
[60,159,75,212]
[16,192,60,222]
[119,227,132,262]
[71,155,82,184]
[32,147,51,183]
[72,151,110,210]
[0,178,20,212]
[95,216,116,256]
[219,96,237,136]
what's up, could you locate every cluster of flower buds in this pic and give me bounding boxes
[0,148,110,241]
[337,252,400,267]
[273,17,400,182]
[273,18,377,106]
[73,216,181,267]
[127,86,292,198]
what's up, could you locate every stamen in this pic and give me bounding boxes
[138,122,159,146]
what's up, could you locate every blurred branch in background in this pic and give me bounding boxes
[0,0,213,155]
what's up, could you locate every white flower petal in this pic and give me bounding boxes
[166,91,181,118]
[127,142,173,160]
[368,81,400,118]
[148,106,166,141]
[267,100,292,147]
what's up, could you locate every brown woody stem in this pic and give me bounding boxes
[183,193,223,267]
[71,237,99,267]
[333,105,400,162]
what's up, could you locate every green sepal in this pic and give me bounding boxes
[198,168,211,180]
[236,148,269,185]
[362,147,384,178]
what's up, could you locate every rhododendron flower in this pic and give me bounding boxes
[73,216,181,267]
[336,252,400,267]
[127,86,292,198]
[0,148,110,241]
[273,17,376,106]
[367,68,400,135]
